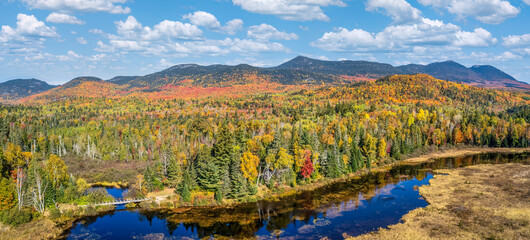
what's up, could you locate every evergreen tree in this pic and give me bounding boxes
[350,143,363,172]
[212,121,234,174]
[228,153,247,199]
[195,146,219,191]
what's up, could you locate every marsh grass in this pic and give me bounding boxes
[351,163,530,240]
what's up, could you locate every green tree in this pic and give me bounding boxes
[212,122,234,174]
[195,146,219,191]
[0,178,16,211]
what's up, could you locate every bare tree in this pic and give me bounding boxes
[15,167,25,210]
[30,170,47,213]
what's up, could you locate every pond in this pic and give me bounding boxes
[66,152,529,240]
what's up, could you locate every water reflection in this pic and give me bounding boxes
[66,152,529,240]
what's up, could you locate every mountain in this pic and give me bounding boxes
[127,56,528,90]
[276,57,528,90]
[126,63,340,88]
[396,61,529,89]
[276,56,401,77]
[107,76,140,85]
[21,76,121,104]
[0,78,57,102]
[12,56,530,105]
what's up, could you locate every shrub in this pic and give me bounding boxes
[0,208,36,226]
[49,208,61,220]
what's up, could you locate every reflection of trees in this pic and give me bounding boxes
[69,152,529,239]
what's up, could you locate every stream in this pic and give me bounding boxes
[66,151,529,240]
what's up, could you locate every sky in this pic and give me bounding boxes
[1,0,530,85]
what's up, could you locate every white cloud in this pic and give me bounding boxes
[227,38,287,52]
[311,18,496,51]
[454,28,497,47]
[0,14,57,43]
[46,12,85,24]
[20,0,130,14]
[418,0,519,24]
[366,0,422,24]
[114,16,203,41]
[502,34,530,47]
[96,17,287,56]
[183,11,220,29]
[494,52,522,61]
[524,0,530,5]
[232,0,346,21]
[182,11,243,35]
[221,19,243,35]
[247,24,298,40]
[76,37,87,44]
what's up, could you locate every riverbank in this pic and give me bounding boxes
[400,147,530,165]
[1,147,528,240]
[350,163,530,240]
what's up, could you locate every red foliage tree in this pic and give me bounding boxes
[300,150,314,179]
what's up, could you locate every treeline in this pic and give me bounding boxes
[0,74,528,206]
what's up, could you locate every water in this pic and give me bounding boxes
[66,152,529,240]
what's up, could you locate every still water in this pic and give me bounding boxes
[66,152,528,240]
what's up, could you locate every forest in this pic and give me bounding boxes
[0,74,529,226]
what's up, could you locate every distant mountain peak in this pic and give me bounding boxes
[62,76,104,89]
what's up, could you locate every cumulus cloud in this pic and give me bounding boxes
[20,0,130,14]
[0,14,58,43]
[114,16,203,41]
[502,34,530,47]
[95,16,287,56]
[183,11,220,29]
[220,19,243,35]
[76,37,87,44]
[311,18,496,51]
[418,0,519,24]
[524,0,530,5]
[46,12,85,24]
[454,28,497,47]
[182,11,243,35]
[366,0,422,24]
[247,24,298,40]
[232,0,346,21]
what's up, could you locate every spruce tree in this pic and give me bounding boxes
[212,121,234,175]
[229,154,247,199]
[195,146,219,191]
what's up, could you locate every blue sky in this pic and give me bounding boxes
[1,0,529,84]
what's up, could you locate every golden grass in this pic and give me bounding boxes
[351,163,530,240]
[401,147,530,165]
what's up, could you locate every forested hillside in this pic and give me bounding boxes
[0,79,57,103]
[0,74,528,222]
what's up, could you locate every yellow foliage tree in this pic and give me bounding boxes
[45,154,68,187]
[241,151,260,182]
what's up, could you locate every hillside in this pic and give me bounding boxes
[125,63,340,88]
[122,56,530,90]
[397,61,529,90]
[318,74,527,109]
[0,78,57,102]
[107,76,140,85]
[10,56,530,104]
[21,76,122,104]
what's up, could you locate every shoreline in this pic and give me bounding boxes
[1,147,529,240]
[350,161,530,239]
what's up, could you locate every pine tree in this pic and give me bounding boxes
[212,121,234,175]
[350,143,363,172]
[195,146,219,191]
[229,153,247,199]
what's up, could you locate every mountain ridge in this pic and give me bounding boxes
[4,56,529,103]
